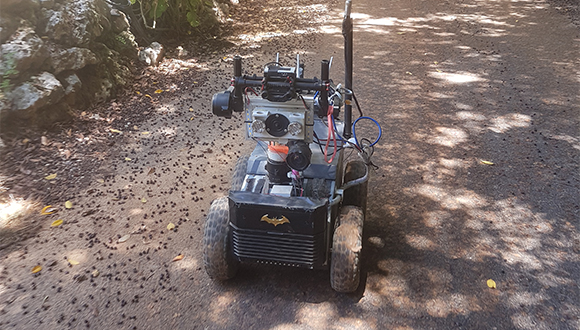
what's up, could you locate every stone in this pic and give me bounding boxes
[50,47,98,75]
[59,72,82,105]
[62,73,82,95]
[0,13,20,44]
[110,9,130,33]
[39,0,56,9]
[138,42,164,66]
[42,0,110,47]
[9,72,64,113]
[0,26,46,78]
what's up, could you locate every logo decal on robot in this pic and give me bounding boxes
[260,214,290,226]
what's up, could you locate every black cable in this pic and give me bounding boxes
[352,92,364,117]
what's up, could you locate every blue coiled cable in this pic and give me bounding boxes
[352,116,382,148]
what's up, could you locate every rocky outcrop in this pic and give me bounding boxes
[0,0,138,129]
[9,72,64,113]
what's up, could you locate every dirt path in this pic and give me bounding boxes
[1,0,579,329]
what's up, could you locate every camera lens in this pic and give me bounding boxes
[265,113,290,137]
[286,141,312,171]
[211,90,232,118]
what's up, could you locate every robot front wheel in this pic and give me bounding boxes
[202,197,239,280]
[330,206,364,293]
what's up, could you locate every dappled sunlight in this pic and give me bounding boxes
[425,294,482,318]
[429,71,486,84]
[208,291,237,324]
[455,111,532,134]
[0,196,31,228]
[409,184,488,210]
[414,126,469,148]
[405,234,436,251]
[551,134,580,150]
[488,113,531,133]
[366,262,486,318]
[173,256,199,270]
[295,302,337,328]
[64,248,90,264]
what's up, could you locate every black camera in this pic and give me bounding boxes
[261,65,297,102]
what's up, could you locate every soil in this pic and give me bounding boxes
[1,0,579,329]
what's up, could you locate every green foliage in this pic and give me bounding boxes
[115,34,127,45]
[149,0,168,19]
[133,0,217,33]
[1,52,19,93]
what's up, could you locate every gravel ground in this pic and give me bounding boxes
[0,0,578,329]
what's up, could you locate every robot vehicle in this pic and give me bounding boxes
[203,0,381,292]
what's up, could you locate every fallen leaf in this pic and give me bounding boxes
[51,219,63,227]
[136,91,141,95]
[133,125,139,130]
[154,89,163,94]
[41,205,57,215]
[65,201,73,209]
[41,136,48,145]
[480,160,495,165]
[405,71,413,75]
[487,279,496,289]
[118,234,130,243]
[147,167,155,175]
[44,173,57,180]
[92,270,100,277]
[189,108,194,112]
[145,94,152,99]
[96,179,105,184]
[31,265,42,273]
[172,254,184,262]
[167,223,175,230]
[125,157,132,161]
[141,197,147,203]
[68,259,79,265]
[110,128,122,134]
[190,116,194,121]
[141,131,150,135]
[22,138,31,144]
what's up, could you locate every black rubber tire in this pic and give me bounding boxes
[203,197,239,280]
[230,154,250,191]
[330,206,363,293]
[342,161,368,212]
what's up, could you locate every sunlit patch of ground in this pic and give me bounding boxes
[0,189,39,249]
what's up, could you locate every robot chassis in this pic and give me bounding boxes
[203,0,379,292]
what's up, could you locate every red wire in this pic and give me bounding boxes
[324,105,337,163]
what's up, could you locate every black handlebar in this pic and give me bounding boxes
[233,77,324,92]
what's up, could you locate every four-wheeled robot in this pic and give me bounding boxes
[203,0,380,292]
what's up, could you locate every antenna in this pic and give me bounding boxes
[296,54,300,77]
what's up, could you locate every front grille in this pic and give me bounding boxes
[231,225,324,269]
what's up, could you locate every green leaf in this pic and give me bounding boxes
[186,11,200,27]
[149,0,168,19]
